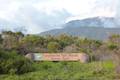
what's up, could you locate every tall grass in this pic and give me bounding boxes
[0,61,116,80]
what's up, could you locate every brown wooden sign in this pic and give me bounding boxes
[31,53,89,63]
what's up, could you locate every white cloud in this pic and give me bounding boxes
[0,0,119,33]
[34,0,95,15]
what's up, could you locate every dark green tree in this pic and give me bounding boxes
[47,42,60,53]
[19,35,45,53]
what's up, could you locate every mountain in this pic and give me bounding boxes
[64,17,120,28]
[40,17,120,40]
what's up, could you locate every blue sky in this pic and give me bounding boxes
[0,0,119,34]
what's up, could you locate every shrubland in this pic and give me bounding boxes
[0,31,120,80]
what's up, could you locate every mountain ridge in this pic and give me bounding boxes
[40,17,120,40]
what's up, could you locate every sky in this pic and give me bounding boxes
[0,0,119,34]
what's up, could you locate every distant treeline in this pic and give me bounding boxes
[0,31,120,61]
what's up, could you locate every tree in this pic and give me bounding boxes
[107,43,118,50]
[63,44,79,53]
[57,34,75,49]
[19,35,45,54]
[76,38,102,52]
[1,31,24,50]
[47,42,60,53]
[0,50,34,74]
[108,34,120,45]
[74,38,102,61]
[0,34,2,43]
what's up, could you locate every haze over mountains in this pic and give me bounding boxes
[40,17,120,40]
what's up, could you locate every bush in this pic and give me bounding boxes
[0,50,34,74]
[107,43,118,50]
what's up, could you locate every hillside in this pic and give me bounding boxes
[40,17,120,40]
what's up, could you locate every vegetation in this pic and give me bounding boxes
[0,50,34,74]
[0,61,116,80]
[0,31,120,80]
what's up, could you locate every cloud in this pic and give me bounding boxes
[116,0,120,18]
[0,0,119,34]
[14,6,71,34]
[0,2,71,34]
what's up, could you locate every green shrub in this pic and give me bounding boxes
[0,50,34,74]
[107,43,118,50]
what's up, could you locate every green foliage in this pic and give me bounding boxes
[20,35,45,48]
[0,34,2,43]
[107,43,118,50]
[0,61,116,80]
[57,34,75,48]
[109,34,120,38]
[47,42,60,52]
[109,34,120,45]
[19,35,46,53]
[0,31,120,80]
[1,31,24,50]
[0,31,120,79]
[76,38,102,52]
[0,50,34,74]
